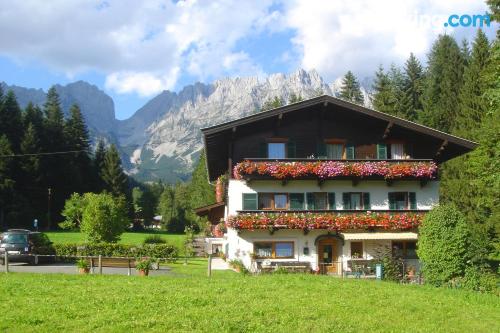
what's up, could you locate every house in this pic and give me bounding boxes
[196,95,476,275]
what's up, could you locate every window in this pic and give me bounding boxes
[392,241,418,259]
[242,193,258,210]
[326,143,344,159]
[268,143,286,159]
[254,241,294,258]
[258,193,288,210]
[342,192,371,210]
[377,143,388,159]
[289,193,304,210]
[390,143,405,159]
[306,193,335,210]
[350,242,363,258]
[388,192,416,210]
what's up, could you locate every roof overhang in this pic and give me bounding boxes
[194,202,225,217]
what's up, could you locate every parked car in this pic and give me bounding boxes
[0,229,53,265]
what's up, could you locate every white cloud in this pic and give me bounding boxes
[0,0,275,96]
[282,0,494,82]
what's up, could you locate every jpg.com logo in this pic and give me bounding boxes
[444,13,491,28]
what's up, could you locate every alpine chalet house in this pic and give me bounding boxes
[197,95,476,275]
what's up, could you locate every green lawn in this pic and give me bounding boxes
[0,260,499,332]
[45,231,186,249]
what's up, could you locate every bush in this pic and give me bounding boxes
[417,205,470,286]
[41,243,178,262]
[143,235,166,244]
[381,256,404,282]
[228,259,249,274]
[80,193,129,243]
[461,266,499,295]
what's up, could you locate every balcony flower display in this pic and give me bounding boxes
[227,212,423,231]
[233,160,437,180]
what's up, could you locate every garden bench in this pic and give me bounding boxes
[86,257,136,276]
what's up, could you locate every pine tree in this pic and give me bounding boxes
[101,144,128,197]
[338,71,364,105]
[0,135,14,230]
[400,53,424,121]
[460,38,471,66]
[23,102,44,133]
[288,93,303,104]
[371,65,396,114]
[0,90,23,151]
[454,30,491,139]
[420,35,465,132]
[261,96,284,111]
[388,64,405,117]
[64,104,92,192]
[20,123,41,183]
[189,151,215,209]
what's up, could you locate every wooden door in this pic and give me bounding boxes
[318,239,338,274]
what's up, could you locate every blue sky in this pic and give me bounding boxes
[0,0,496,120]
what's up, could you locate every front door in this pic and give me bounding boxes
[318,239,338,274]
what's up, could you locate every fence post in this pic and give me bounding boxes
[98,255,102,275]
[34,254,39,265]
[207,253,212,278]
[4,252,8,273]
[127,259,131,276]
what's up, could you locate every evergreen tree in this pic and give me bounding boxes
[460,38,471,66]
[188,151,215,209]
[101,144,128,197]
[288,93,303,104]
[388,64,405,117]
[261,96,284,111]
[0,90,23,151]
[64,104,92,193]
[371,65,396,115]
[23,102,44,133]
[400,53,424,121]
[420,35,465,132]
[454,30,491,138]
[19,123,41,183]
[93,139,107,191]
[0,135,14,230]
[338,71,364,105]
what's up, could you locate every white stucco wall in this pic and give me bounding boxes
[227,179,439,216]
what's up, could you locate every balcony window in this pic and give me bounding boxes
[254,241,294,259]
[342,192,371,210]
[306,193,335,210]
[390,143,405,159]
[326,143,344,159]
[268,143,286,159]
[258,193,288,210]
[388,192,416,210]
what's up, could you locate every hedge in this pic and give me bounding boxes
[35,243,178,262]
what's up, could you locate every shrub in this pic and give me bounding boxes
[417,205,470,286]
[143,235,166,244]
[461,266,500,295]
[43,243,178,262]
[381,255,404,282]
[59,193,86,230]
[135,259,153,272]
[80,193,129,243]
[228,259,249,274]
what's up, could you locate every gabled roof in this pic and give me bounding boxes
[202,95,477,181]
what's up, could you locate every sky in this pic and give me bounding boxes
[0,0,496,120]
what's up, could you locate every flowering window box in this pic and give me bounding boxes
[233,160,437,180]
[227,211,424,232]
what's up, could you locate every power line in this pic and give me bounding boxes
[0,150,88,158]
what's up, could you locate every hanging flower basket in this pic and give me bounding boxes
[227,211,423,231]
[233,160,437,180]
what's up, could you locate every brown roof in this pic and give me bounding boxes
[194,202,225,216]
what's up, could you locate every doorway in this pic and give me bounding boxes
[317,238,338,274]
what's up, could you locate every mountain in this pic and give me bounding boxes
[2,69,371,183]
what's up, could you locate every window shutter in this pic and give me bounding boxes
[388,193,396,210]
[409,192,417,210]
[287,140,296,158]
[316,142,326,158]
[328,193,336,210]
[259,143,268,158]
[290,193,304,210]
[346,144,355,159]
[342,193,350,210]
[363,193,371,209]
[242,193,257,210]
[306,193,315,210]
[376,143,387,159]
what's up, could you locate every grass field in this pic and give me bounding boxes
[45,231,186,249]
[0,259,499,332]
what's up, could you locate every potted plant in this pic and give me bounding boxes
[76,258,90,274]
[135,259,153,276]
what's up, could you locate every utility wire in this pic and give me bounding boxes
[0,150,88,158]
